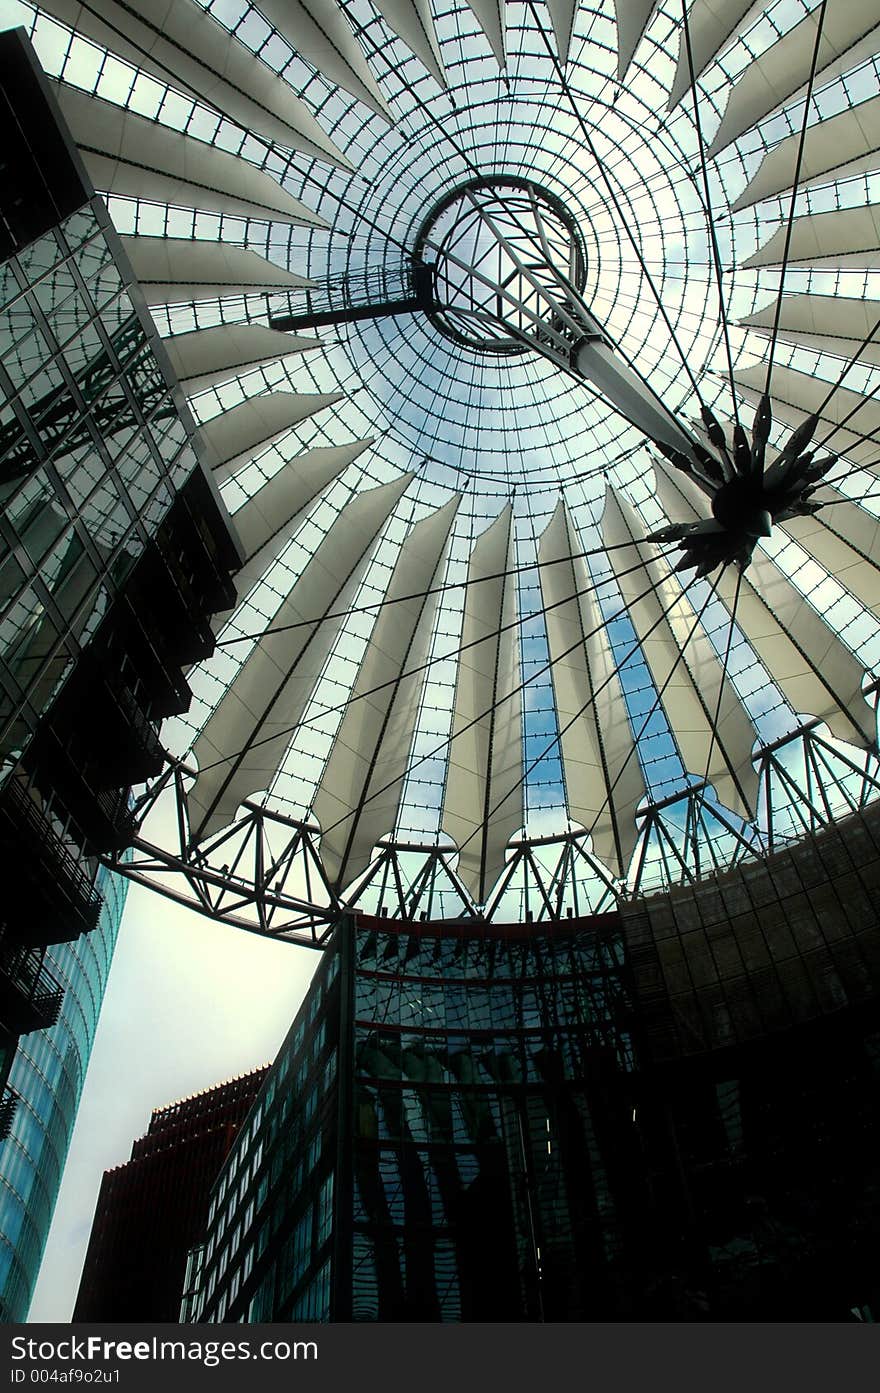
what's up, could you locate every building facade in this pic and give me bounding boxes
[0,26,243,1315]
[74,1069,267,1322]
[180,956,341,1325]
[0,865,127,1322]
[0,27,240,878]
[3,0,880,1328]
[184,802,880,1323]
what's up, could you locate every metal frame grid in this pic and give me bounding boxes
[12,0,880,940]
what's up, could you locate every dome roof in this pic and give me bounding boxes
[27,0,880,940]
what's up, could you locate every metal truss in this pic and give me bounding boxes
[629,782,763,898]
[267,261,433,333]
[99,720,880,945]
[415,176,588,355]
[757,719,880,854]
[414,175,695,454]
[112,761,341,946]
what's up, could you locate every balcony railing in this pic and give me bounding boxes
[0,775,102,943]
[0,939,63,1035]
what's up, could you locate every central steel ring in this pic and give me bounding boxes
[415,176,588,356]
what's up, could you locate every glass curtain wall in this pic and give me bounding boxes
[0,865,127,1321]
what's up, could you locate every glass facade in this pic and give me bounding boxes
[348,918,636,1321]
[0,33,241,1323]
[0,194,201,780]
[186,878,880,1321]
[183,947,340,1325]
[0,864,127,1321]
[187,915,640,1323]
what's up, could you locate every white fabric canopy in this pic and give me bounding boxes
[120,239,312,306]
[668,0,758,109]
[654,461,876,747]
[739,296,880,368]
[734,94,880,210]
[164,324,319,395]
[441,505,524,901]
[202,393,345,483]
[709,0,880,157]
[744,205,880,270]
[37,0,349,165]
[734,365,880,474]
[603,487,759,817]
[54,83,326,226]
[539,499,646,876]
[371,0,445,84]
[313,495,461,887]
[188,474,411,842]
[256,0,393,119]
[463,0,505,65]
[613,0,663,80]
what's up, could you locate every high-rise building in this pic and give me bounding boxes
[0,26,241,888]
[180,951,341,1325]
[0,25,244,1315]
[184,802,880,1323]
[0,865,127,1323]
[73,1068,268,1322]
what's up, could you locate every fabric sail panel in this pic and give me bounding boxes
[255,0,393,120]
[53,84,327,227]
[538,499,645,877]
[121,239,313,306]
[207,440,375,634]
[371,0,446,85]
[441,505,524,903]
[613,0,662,79]
[463,0,505,65]
[187,474,411,842]
[734,365,880,473]
[312,495,461,890]
[742,206,880,270]
[734,546,875,746]
[668,0,757,109]
[739,295,880,367]
[603,487,758,817]
[708,1,880,156]
[231,442,374,576]
[733,94,880,210]
[782,493,880,622]
[544,0,580,67]
[653,461,875,746]
[164,325,319,396]
[36,0,350,166]
[202,392,345,483]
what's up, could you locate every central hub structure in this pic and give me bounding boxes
[415,176,588,355]
[415,174,696,455]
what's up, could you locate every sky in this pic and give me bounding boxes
[28,881,319,1322]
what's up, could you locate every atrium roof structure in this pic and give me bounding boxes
[19,0,880,942]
